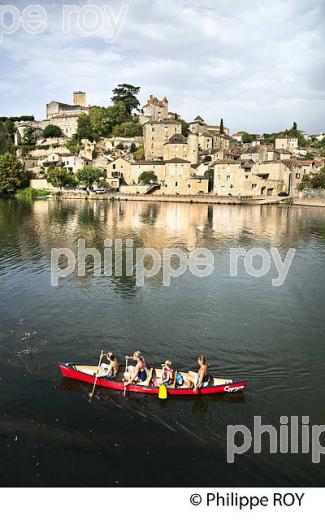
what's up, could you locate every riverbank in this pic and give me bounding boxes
[50,191,293,206]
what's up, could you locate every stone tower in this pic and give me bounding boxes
[73,91,86,106]
[187,133,199,164]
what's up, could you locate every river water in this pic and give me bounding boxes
[0,199,324,486]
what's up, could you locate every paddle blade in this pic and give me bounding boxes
[158,384,168,400]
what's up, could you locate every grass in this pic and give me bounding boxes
[15,188,50,200]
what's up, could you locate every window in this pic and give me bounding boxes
[267,188,273,196]
[113,164,116,169]
[175,181,178,187]
[296,173,300,179]
[245,175,249,179]
[226,175,231,181]
[252,183,257,189]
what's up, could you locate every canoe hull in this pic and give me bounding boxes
[58,363,247,396]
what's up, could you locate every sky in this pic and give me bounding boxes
[0,0,324,134]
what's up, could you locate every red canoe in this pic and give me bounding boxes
[58,363,247,396]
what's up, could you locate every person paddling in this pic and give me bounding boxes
[102,352,119,380]
[124,351,147,385]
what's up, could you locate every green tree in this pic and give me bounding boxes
[174,114,190,137]
[0,122,15,155]
[298,175,311,191]
[0,154,26,194]
[66,135,81,154]
[241,132,256,144]
[205,168,214,192]
[138,170,157,184]
[76,165,102,189]
[311,168,325,189]
[134,145,145,160]
[220,118,224,134]
[47,167,76,190]
[130,143,137,153]
[43,124,63,138]
[89,107,111,137]
[76,113,97,141]
[106,101,130,126]
[292,121,298,131]
[111,120,143,137]
[111,84,140,114]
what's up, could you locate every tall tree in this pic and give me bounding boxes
[220,118,224,134]
[111,84,140,114]
[43,124,63,138]
[76,165,102,189]
[47,167,76,190]
[0,122,15,155]
[0,155,26,194]
[76,113,97,141]
[292,121,298,131]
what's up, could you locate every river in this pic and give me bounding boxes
[0,198,324,486]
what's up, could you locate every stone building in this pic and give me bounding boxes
[139,95,169,124]
[43,92,90,137]
[143,119,182,160]
[161,132,199,164]
[160,159,208,195]
[213,160,290,197]
[275,135,299,152]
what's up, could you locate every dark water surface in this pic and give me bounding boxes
[0,199,324,486]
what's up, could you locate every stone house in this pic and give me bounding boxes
[143,119,182,160]
[139,95,169,124]
[160,158,208,195]
[275,135,299,152]
[282,159,315,194]
[213,160,290,197]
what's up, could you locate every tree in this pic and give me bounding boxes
[43,124,63,138]
[241,132,256,144]
[89,107,111,137]
[134,145,145,160]
[76,113,97,141]
[311,168,325,189]
[292,121,298,131]
[205,168,214,192]
[138,170,157,184]
[47,167,76,190]
[66,135,82,154]
[111,84,140,114]
[0,122,15,155]
[106,101,130,126]
[76,165,102,189]
[0,154,26,194]
[22,126,37,146]
[130,143,137,153]
[111,120,143,137]
[174,114,190,137]
[220,118,224,134]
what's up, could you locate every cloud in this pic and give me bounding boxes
[0,0,324,133]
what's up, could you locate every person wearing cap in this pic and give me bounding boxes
[159,360,175,387]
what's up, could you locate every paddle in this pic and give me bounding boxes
[89,350,104,401]
[158,383,167,399]
[124,357,128,397]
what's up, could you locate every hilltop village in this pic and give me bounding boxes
[6,85,325,200]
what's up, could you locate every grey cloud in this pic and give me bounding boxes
[0,0,324,132]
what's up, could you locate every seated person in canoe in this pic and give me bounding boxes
[102,352,119,380]
[185,356,210,391]
[158,360,175,387]
[124,351,147,385]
